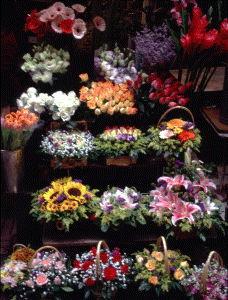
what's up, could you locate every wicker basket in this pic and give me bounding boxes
[156,236,170,275]
[106,156,136,167]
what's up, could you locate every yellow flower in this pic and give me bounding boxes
[166,119,184,129]
[52,177,72,187]
[173,127,183,134]
[79,73,89,82]
[151,251,164,262]
[69,201,78,210]
[174,269,185,280]
[38,194,44,200]
[148,276,158,285]
[40,204,46,211]
[46,203,53,211]
[180,261,189,268]
[167,250,177,258]
[145,260,156,271]
[64,181,87,202]
[44,186,62,203]
[60,204,68,211]
[136,255,143,264]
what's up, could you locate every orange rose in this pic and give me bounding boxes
[100,105,108,113]
[145,260,156,271]
[80,94,88,102]
[148,276,158,285]
[87,100,96,109]
[151,251,164,262]
[79,73,89,82]
[21,108,29,117]
[107,106,114,115]
[125,107,137,115]
[174,269,185,280]
[80,86,89,94]
[4,120,14,129]
[95,108,101,115]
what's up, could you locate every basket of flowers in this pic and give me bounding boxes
[132,236,191,297]
[30,177,99,231]
[93,126,148,166]
[70,240,135,299]
[181,251,227,300]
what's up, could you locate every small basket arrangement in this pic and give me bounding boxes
[93,126,148,166]
[70,240,135,299]
[88,186,150,232]
[181,251,227,300]
[30,177,99,231]
[132,236,191,297]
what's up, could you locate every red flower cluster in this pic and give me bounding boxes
[178,130,195,143]
[81,261,94,272]
[104,266,117,281]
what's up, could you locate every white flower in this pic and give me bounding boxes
[59,111,71,122]
[22,53,32,61]
[204,197,219,215]
[52,112,61,120]
[63,51,70,60]
[41,71,53,84]
[159,129,175,139]
[31,71,42,83]
[27,87,38,96]
[33,103,46,114]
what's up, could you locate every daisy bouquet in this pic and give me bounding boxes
[88,186,150,232]
[24,2,106,39]
[1,108,39,151]
[93,126,148,159]
[30,177,99,231]
[17,87,80,122]
[70,241,135,300]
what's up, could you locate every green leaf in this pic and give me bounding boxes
[165,19,181,53]
[138,103,145,113]
[139,280,151,291]
[164,151,170,158]
[181,8,188,35]
[84,288,91,299]
[78,282,84,289]
[61,286,74,292]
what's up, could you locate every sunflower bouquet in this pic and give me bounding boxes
[30,177,99,231]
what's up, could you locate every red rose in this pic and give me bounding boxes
[149,92,157,101]
[126,80,133,87]
[137,74,143,83]
[170,91,179,99]
[173,81,181,88]
[73,260,81,268]
[133,80,140,90]
[28,17,42,31]
[147,75,153,84]
[90,214,97,221]
[82,261,94,272]
[85,278,95,286]
[164,87,174,96]
[100,252,108,264]
[113,253,122,263]
[181,34,192,49]
[165,96,174,104]
[104,267,116,281]
[220,18,228,39]
[121,264,129,274]
[200,29,219,51]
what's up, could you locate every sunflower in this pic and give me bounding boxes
[40,204,46,211]
[51,177,72,187]
[69,201,79,210]
[166,119,184,129]
[64,181,87,201]
[46,203,53,211]
[44,185,63,203]
[60,204,68,212]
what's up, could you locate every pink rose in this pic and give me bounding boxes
[26,280,35,288]
[54,277,62,285]
[42,259,51,270]
[36,273,49,286]
[32,258,40,267]
[55,261,65,271]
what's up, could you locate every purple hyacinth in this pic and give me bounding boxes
[126,135,135,142]
[39,197,45,204]
[188,185,194,192]
[53,142,58,147]
[84,193,91,199]
[135,204,140,210]
[131,195,138,202]
[198,202,206,213]
[117,197,125,203]
[170,267,176,272]
[56,194,67,202]
[72,179,82,183]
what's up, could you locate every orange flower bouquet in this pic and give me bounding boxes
[1,108,39,151]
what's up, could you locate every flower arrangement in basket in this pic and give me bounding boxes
[21,44,70,85]
[93,126,148,164]
[1,108,39,151]
[30,177,99,231]
[147,106,201,158]
[70,240,135,299]
[181,251,228,300]
[88,186,150,232]
[133,236,191,296]
[79,74,138,116]
[17,87,80,122]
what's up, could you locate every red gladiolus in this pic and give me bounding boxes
[149,92,157,101]
[133,80,140,90]
[73,260,81,268]
[191,31,205,47]
[104,267,116,281]
[126,80,133,87]
[165,96,174,104]
[164,87,174,96]
[60,19,75,34]
[147,74,153,84]
[85,278,95,286]
[159,97,166,105]
[121,264,129,274]
[168,101,178,107]
[137,73,143,83]
[220,19,228,39]
[81,261,94,272]
[151,71,158,80]
[178,98,189,106]
[190,6,202,32]
[181,34,192,49]
[200,29,219,51]
[100,252,108,264]
[220,39,228,53]
[113,253,122,262]
[164,77,175,85]
[170,91,179,99]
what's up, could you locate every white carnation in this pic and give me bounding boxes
[31,71,42,83]
[41,71,53,84]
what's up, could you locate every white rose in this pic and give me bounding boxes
[67,91,76,97]
[27,87,38,95]
[45,96,54,106]
[22,53,32,61]
[41,71,53,84]
[52,112,61,120]
[44,59,57,71]
[37,62,44,70]
[21,64,28,72]
[16,99,24,109]
[28,62,38,72]
[51,53,57,59]
[63,51,70,60]
[31,71,42,83]
[34,52,39,59]
[59,111,71,122]
[33,103,46,114]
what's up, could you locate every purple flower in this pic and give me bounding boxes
[188,185,194,192]
[198,202,206,213]
[67,138,72,143]
[138,194,142,201]
[117,197,125,203]
[135,204,140,210]
[87,255,93,260]
[72,179,82,183]
[117,188,123,192]
[126,135,135,142]
[53,142,58,147]
[38,197,45,204]
[48,136,53,142]
[56,194,67,202]
[106,206,114,214]
[160,124,167,130]
[84,193,91,199]
[170,267,175,272]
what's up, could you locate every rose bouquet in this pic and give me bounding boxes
[17,87,80,122]
[21,44,70,85]
[30,177,99,231]
[93,126,148,159]
[70,241,135,299]
[1,108,39,151]
[133,237,191,296]
[88,186,150,232]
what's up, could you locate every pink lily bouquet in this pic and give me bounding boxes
[146,168,227,240]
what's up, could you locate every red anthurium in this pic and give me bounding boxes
[171,199,200,225]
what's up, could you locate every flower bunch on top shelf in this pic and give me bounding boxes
[21,44,70,85]
[93,126,148,159]
[94,43,138,85]
[88,186,150,232]
[24,2,106,39]
[30,177,99,231]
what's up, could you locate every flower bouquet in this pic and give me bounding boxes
[88,186,150,232]
[30,177,99,231]
[181,251,227,300]
[93,126,148,165]
[133,236,191,297]
[70,240,135,299]
[17,87,80,122]
[21,44,70,86]
[40,129,95,168]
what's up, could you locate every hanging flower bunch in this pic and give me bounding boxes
[17,87,80,122]
[88,186,150,232]
[94,43,138,85]
[24,2,106,39]
[40,129,95,159]
[93,126,148,159]
[70,245,134,299]
[30,177,99,231]
[79,75,137,116]
[1,108,39,151]
[21,44,70,85]
[133,244,190,295]
[147,118,201,158]
[10,247,35,264]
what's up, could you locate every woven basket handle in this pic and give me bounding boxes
[200,251,224,295]
[157,106,195,127]
[156,236,170,274]
[13,244,27,253]
[96,240,110,281]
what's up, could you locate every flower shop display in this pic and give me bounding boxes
[166,1,228,92]
[24,2,106,39]
[94,43,138,85]
[134,23,176,73]
[133,236,190,297]
[70,240,135,299]
[16,87,80,122]
[30,177,99,231]
[88,186,150,232]
[181,251,227,300]
[40,129,95,168]
[21,44,70,86]
[147,106,201,159]
[93,126,148,165]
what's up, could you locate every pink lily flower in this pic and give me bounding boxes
[158,175,191,190]
[149,186,167,200]
[171,198,200,225]
[155,191,179,211]
[193,171,216,193]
